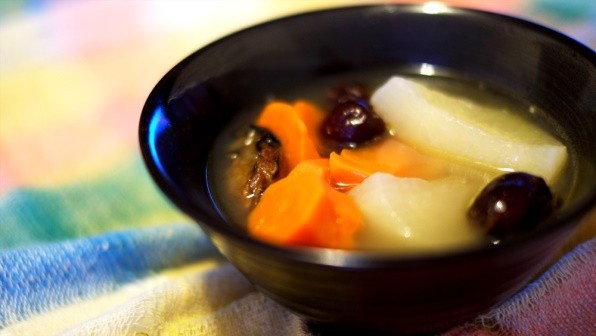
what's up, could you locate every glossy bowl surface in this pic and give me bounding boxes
[139,4,596,334]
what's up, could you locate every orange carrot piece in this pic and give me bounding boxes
[256,101,320,171]
[329,138,450,189]
[293,100,326,152]
[247,159,362,249]
[329,152,383,188]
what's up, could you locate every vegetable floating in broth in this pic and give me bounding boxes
[227,125,282,207]
[213,75,569,253]
[372,77,568,184]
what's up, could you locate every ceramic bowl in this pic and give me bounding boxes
[139,4,595,334]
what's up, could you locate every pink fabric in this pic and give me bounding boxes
[446,238,596,336]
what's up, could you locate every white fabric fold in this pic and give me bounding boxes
[1,261,307,336]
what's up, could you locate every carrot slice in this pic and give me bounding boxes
[328,152,381,188]
[329,138,450,189]
[293,100,326,153]
[247,159,362,249]
[256,101,321,172]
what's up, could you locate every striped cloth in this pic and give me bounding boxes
[1,0,594,335]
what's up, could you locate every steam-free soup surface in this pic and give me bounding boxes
[208,70,570,254]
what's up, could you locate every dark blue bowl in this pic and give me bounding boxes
[139,4,595,334]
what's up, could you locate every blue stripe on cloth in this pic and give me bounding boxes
[0,223,219,328]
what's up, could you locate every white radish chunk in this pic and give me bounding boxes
[349,173,484,253]
[370,76,568,184]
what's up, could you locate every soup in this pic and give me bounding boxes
[208,69,572,254]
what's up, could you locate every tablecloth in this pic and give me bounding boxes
[1,0,595,335]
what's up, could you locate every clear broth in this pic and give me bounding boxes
[208,67,575,243]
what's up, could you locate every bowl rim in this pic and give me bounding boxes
[139,3,596,267]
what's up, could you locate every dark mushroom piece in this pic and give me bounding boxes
[228,125,282,208]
